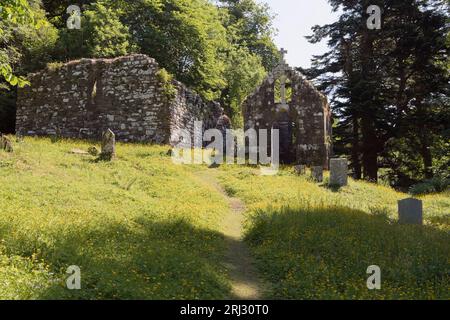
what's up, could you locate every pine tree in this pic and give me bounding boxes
[305,0,449,184]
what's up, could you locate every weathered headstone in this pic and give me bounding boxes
[330,158,348,186]
[398,198,423,225]
[5,139,13,152]
[100,129,116,161]
[0,135,13,153]
[311,166,323,182]
[294,165,306,175]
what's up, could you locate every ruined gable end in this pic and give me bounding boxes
[242,54,332,167]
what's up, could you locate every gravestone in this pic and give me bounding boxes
[398,198,423,225]
[100,129,116,161]
[0,135,13,153]
[294,165,306,175]
[330,158,348,186]
[311,166,323,182]
[4,138,12,152]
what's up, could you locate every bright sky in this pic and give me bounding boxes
[256,0,339,69]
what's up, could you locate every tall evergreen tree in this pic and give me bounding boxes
[305,0,449,184]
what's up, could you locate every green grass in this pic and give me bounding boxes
[246,207,449,299]
[0,137,448,300]
[215,166,449,229]
[215,166,450,300]
[0,137,231,299]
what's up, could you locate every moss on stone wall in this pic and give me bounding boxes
[156,68,177,101]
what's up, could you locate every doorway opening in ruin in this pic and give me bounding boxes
[273,110,295,164]
[273,73,296,164]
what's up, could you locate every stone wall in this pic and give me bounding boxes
[242,61,332,167]
[16,54,222,145]
[169,83,222,147]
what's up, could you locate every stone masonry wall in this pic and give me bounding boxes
[242,62,332,168]
[169,82,223,147]
[16,54,222,145]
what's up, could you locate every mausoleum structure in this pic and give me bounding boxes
[242,49,332,167]
[16,54,223,145]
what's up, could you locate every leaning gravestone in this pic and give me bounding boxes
[330,158,348,186]
[398,198,423,225]
[0,135,13,153]
[311,166,324,182]
[100,129,116,161]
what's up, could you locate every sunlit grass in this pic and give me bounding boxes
[0,137,448,300]
[214,165,450,299]
[215,166,449,229]
[0,137,231,299]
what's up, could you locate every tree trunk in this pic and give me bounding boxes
[351,116,362,179]
[361,117,379,182]
[418,117,433,179]
[360,27,379,182]
[420,142,433,179]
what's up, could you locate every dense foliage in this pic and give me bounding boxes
[0,0,277,125]
[0,0,58,132]
[0,0,448,189]
[304,0,449,188]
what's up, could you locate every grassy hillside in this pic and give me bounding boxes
[0,137,231,299]
[0,137,448,299]
[215,166,449,299]
[215,166,449,228]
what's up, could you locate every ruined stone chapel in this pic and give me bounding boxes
[16,50,331,167]
[242,49,332,167]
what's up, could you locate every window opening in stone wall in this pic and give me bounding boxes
[274,76,292,104]
[91,80,97,103]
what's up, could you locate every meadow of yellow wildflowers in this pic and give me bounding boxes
[0,137,448,299]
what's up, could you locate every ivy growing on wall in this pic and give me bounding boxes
[156,68,177,101]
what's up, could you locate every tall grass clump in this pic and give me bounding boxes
[246,206,449,300]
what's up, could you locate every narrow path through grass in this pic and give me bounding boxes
[194,169,266,300]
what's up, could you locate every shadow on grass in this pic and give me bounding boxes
[245,206,450,299]
[319,183,343,192]
[1,218,233,300]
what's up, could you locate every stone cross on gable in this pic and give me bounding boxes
[280,48,288,62]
